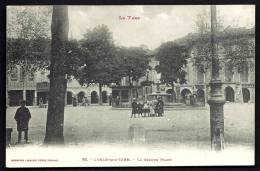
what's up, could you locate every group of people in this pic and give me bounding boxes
[131,96,164,118]
[72,96,90,106]
[81,97,90,106]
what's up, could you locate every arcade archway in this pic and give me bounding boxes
[181,89,192,103]
[197,89,205,103]
[77,91,85,103]
[91,91,98,104]
[225,86,235,102]
[242,88,250,103]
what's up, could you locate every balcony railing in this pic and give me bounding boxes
[8,81,36,90]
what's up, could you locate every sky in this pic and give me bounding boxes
[7,5,255,50]
[68,5,255,49]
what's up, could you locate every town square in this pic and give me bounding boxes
[5,5,255,167]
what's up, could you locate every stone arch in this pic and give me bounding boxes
[225,86,235,102]
[77,91,85,103]
[197,89,205,103]
[242,88,250,103]
[91,91,98,104]
[181,88,192,103]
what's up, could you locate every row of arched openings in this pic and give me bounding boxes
[166,87,251,103]
[166,88,205,103]
[66,91,108,105]
[225,86,250,103]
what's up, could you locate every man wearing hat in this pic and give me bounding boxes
[14,100,31,143]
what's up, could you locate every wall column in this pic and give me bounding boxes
[23,90,26,101]
[34,90,37,106]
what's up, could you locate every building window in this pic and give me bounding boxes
[40,70,47,82]
[197,69,204,84]
[10,67,18,81]
[240,62,249,83]
[28,72,34,81]
[146,87,149,94]
[225,64,233,82]
[20,68,26,82]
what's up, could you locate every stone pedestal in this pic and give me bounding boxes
[6,128,13,145]
[208,80,225,151]
[128,124,145,144]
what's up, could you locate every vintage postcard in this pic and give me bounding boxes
[6,5,255,167]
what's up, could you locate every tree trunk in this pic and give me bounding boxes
[44,6,69,145]
[99,83,103,105]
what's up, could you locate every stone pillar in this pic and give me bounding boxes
[34,90,37,106]
[23,89,26,101]
[128,124,145,144]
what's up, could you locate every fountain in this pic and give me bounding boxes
[146,73,185,108]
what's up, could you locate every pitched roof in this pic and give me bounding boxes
[173,27,255,47]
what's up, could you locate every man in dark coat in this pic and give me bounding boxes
[14,100,31,143]
[109,95,112,106]
[131,98,138,118]
[156,96,164,117]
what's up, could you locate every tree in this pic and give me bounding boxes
[193,8,224,34]
[7,6,51,71]
[78,25,121,105]
[222,34,255,102]
[6,6,51,102]
[155,42,188,102]
[192,10,224,104]
[116,46,151,102]
[192,27,255,103]
[222,36,255,73]
[44,6,69,144]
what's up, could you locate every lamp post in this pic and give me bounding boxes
[207,5,225,151]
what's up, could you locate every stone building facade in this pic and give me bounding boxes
[6,68,111,106]
[112,27,255,105]
[7,27,254,106]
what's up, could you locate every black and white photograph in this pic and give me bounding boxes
[5,4,255,167]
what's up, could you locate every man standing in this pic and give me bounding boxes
[14,100,31,143]
[109,94,112,106]
[156,96,164,117]
[131,98,138,118]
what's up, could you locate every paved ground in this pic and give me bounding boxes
[6,103,254,149]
